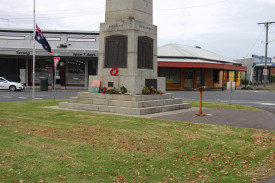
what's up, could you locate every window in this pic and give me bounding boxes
[0,35,25,40]
[138,36,153,69]
[213,70,220,83]
[236,71,239,82]
[66,59,85,86]
[47,37,61,41]
[104,35,128,68]
[197,69,202,85]
[158,68,181,84]
[68,38,96,42]
[29,58,53,85]
[185,71,193,79]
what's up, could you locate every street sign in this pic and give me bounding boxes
[49,52,61,56]
[53,57,60,69]
[227,82,235,93]
[263,69,269,76]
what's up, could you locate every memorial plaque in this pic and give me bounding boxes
[108,82,114,87]
[138,36,153,69]
[145,79,157,89]
[104,35,128,68]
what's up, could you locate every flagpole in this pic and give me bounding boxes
[54,67,56,100]
[32,0,36,103]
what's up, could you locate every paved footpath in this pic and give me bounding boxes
[149,107,275,131]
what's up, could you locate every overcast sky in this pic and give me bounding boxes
[0,0,275,60]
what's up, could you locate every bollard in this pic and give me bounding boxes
[196,87,206,116]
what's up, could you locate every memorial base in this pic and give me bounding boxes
[59,92,191,115]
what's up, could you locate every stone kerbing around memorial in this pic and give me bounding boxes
[59,0,191,115]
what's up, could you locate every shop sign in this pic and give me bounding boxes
[16,51,30,55]
[73,53,96,57]
[263,69,269,76]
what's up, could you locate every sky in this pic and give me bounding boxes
[0,0,275,60]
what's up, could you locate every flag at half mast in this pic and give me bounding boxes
[35,24,52,53]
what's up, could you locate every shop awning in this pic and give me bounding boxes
[158,59,247,71]
[254,62,275,67]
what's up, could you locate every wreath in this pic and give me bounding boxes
[142,86,163,95]
[110,67,118,76]
[118,86,127,94]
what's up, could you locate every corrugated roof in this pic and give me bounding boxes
[158,58,221,64]
[158,43,238,64]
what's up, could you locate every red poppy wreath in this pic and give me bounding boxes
[110,67,118,76]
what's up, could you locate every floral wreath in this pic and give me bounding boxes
[110,67,118,76]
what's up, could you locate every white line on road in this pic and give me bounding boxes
[18,97,28,99]
[217,100,275,106]
[259,103,275,106]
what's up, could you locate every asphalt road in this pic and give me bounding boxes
[1,89,275,115]
[0,90,81,102]
[172,90,275,115]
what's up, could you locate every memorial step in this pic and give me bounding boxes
[69,96,183,108]
[59,102,191,115]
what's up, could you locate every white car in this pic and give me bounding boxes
[0,77,25,91]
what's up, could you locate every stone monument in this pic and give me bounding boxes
[59,0,191,115]
[89,0,165,94]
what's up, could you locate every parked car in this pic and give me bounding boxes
[0,77,25,91]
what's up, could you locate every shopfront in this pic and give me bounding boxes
[252,62,275,84]
[158,44,246,90]
[0,28,99,89]
[24,56,98,89]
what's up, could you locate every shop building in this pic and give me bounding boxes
[236,55,275,84]
[0,28,99,89]
[158,44,247,90]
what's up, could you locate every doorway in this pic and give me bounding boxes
[184,70,194,89]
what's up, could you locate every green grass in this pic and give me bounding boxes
[184,101,260,111]
[255,87,275,90]
[0,100,274,183]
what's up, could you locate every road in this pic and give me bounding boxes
[1,89,275,114]
[0,90,81,102]
[172,90,275,115]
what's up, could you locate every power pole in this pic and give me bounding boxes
[258,21,275,87]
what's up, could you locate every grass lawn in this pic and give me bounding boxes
[255,87,275,90]
[0,100,274,183]
[184,101,260,111]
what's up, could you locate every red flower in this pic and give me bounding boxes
[100,87,107,93]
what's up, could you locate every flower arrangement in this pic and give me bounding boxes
[106,88,119,94]
[117,86,127,94]
[105,86,129,95]
[142,86,162,95]
[100,87,107,93]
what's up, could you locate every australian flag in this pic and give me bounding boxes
[35,25,52,53]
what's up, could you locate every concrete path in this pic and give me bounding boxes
[151,107,275,131]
